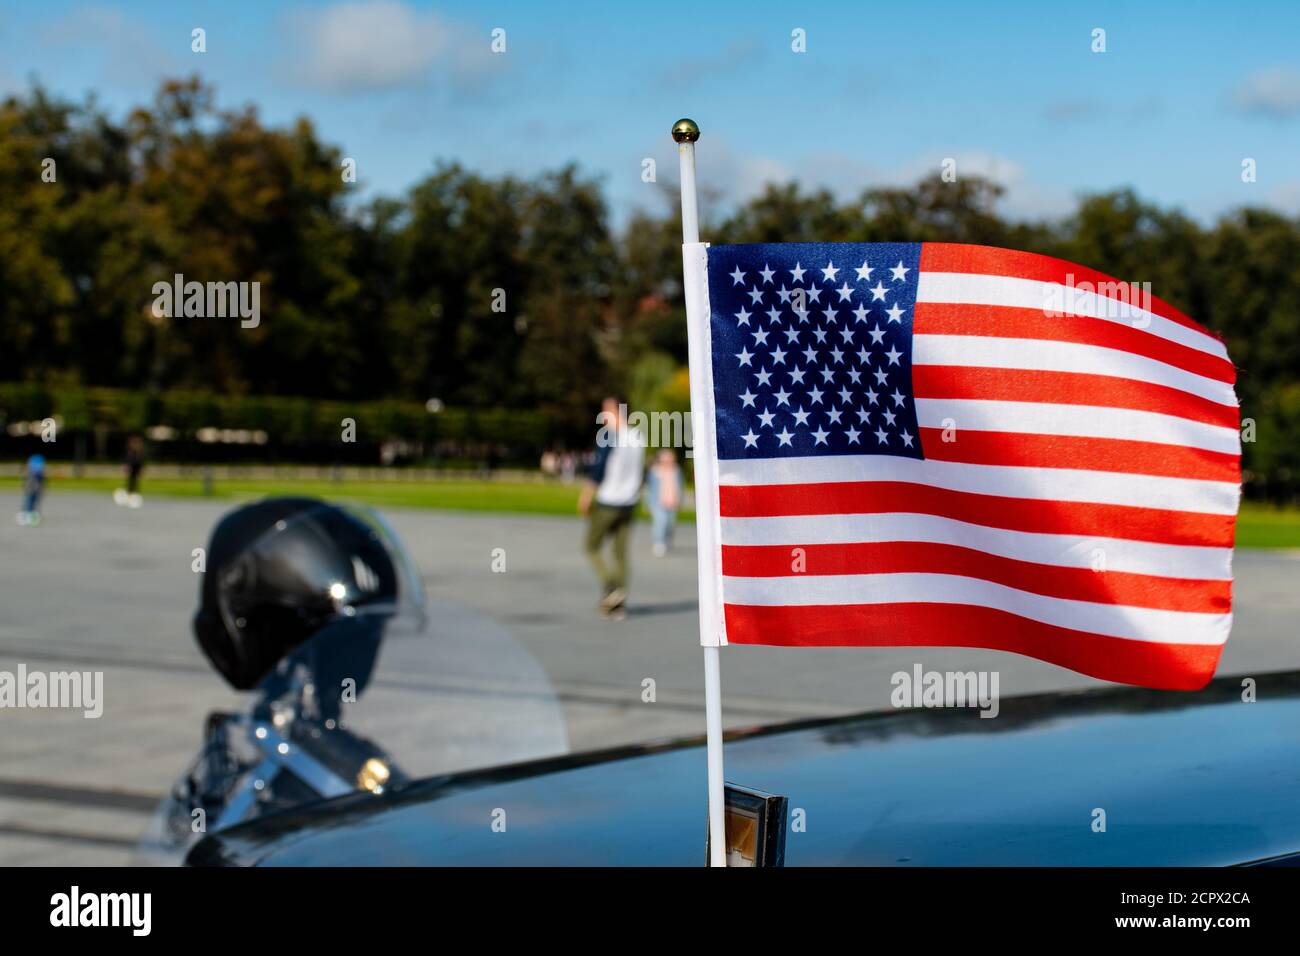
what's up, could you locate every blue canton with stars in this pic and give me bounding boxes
[707,243,924,461]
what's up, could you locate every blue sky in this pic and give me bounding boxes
[3,0,1299,227]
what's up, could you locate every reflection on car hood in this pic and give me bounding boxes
[190,670,1300,867]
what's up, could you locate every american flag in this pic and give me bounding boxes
[698,242,1239,691]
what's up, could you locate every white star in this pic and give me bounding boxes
[770,346,787,365]
[869,281,889,302]
[838,385,853,404]
[773,387,792,406]
[741,429,759,448]
[789,262,806,283]
[845,426,862,444]
[826,406,843,424]
[751,328,769,346]
[735,307,751,326]
[885,345,902,366]
[805,286,822,304]
[747,287,764,305]
[776,428,794,447]
[900,429,914,448]
[812,426,829,445]
[812,327,828,344]
[883,408,897,426]
[807,385,825,405]
[864,387,880,405]
[739,389,757,408]
[788,366,806,385]
[754,368,773,387]
[792,406,811,427]
[821,260,839,282]
[776,284,793,304]
[890,260,910,282]
[885,303,905,324]
[736,347,753,366]
[829,346,845,364]
[855,406,871,423]
[873,367,889,386]
[874,426,890,444]
[766,307,783,325]
[820,367,836,384]
[836,282,855,303]
[891,388,906,406]
[868,325,886,344]
[847,368,862,383]
[783,327,800,344]
[759,263,775,284]
[852,304,870,324]
[856,345,871,365]
[802,346,818,364]
[838,326,855,343]
[792,305,810,324]
[730,265,746,285]
[757,408,776,428]
[855,260,873,281]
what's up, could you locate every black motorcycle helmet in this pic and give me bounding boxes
[194,497,402,690]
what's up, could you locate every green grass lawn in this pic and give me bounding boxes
[4,476,1296,547]
[2,474,594,517]
[1237,502,1300,549]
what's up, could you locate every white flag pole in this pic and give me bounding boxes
[673,118,727,868]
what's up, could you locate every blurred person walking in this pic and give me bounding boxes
[645,449,683,557]
[115,435,146,508]
[16,453,46,526]
[540,449,559,477]
[577,397,645,620]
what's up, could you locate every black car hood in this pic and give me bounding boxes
[188,670,1300,866]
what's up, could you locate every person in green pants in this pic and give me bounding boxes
[577,397,645,620]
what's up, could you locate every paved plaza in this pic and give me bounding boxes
[2,491,1297,864]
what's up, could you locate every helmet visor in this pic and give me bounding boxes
[216,502,426,645]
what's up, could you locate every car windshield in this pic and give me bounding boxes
[250,505,569,780]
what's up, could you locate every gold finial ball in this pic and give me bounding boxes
[671,118,700,143]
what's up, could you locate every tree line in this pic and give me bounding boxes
[1,78,1297,497]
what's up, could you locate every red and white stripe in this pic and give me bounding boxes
[716,244,1239,690]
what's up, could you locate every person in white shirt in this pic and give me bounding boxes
[577,396,645,619]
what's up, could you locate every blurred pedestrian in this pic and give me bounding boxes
[16,453,46,526]
[540,449,558,477]
[577,396,645,619]
[645,449,683,557]
[116,435,145,508]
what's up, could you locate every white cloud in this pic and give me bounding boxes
[287,1,489,93]
[660,38,763,89]
[1265,180,1300,214]
[700,138,794,201]
[691,141,1073,222]
[1233,65,1300,118]
[39,7,180,88]
[1040,97,1107,123]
